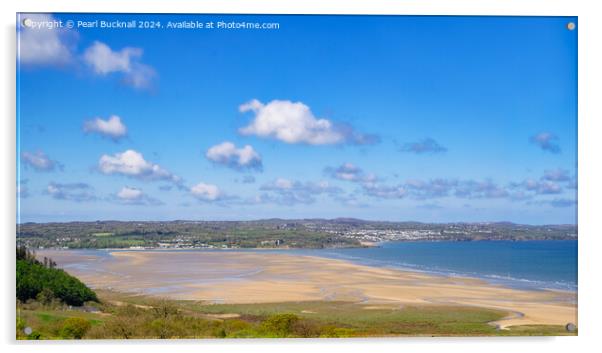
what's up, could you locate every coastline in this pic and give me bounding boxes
[49,239,576,292]
[37,249,577,328]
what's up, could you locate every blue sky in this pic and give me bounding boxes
[17,14,577,224]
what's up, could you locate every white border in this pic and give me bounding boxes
[2,1,600,353]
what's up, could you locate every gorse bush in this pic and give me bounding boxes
[259,313,300,337]
[93,302,222,339]
[60,317,92,339]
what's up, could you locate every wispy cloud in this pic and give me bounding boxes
[404,178,457,199]
[361,182,407,199]
[548,198,577,208]
[530,132,561,154]
[260,178,342,205]
[45,182,96,202]
[17,180,30,198]
[404,178,540,200]
[365,178,508,200]
[323,161,574,208]
[567,178,578,190]
[542,168,571,182]
[21,151,62,172]
[530,197,577,208]
[454,180,509,199]
[325,163,510,201]
[239,99,379,145]
[511,179,563,195]
[399,138,447,154]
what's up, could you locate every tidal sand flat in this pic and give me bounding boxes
[38,250,577,328]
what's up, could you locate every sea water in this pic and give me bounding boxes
[285,240,577,292]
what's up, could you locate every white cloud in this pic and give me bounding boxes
[238,99,378,145]
[98,150,180,183]
[84,41,139,74]
[190,182,222,201]
[21,151,61,172]
[117,186,144,200]
[205,141,262,171]
[115,186,162,205]
[18,24,155,89]
[260,178,342,205]
[18,14,74,66]
[83,115,128,141]
[83,41,156,89]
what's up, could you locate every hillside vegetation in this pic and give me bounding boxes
[16,246,98,306]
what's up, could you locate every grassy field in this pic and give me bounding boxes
[16,290,576,339]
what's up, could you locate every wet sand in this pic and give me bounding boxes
[38,250,577,328]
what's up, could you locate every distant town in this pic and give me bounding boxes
[16,219,578,250]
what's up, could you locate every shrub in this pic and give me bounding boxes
[104,305,146,339]
[36,287,55,305]
[213,326,227,338]
[151,300,180,319]
[319,325,356,338]
[259,313,299,337]
[60,317,92,339]
[27,331,42,340]
[226,328,259,338]
[291,319,321,338]
[224,319,251,335]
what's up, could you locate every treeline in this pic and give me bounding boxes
[16,246,98,306]
[17,223,362,250]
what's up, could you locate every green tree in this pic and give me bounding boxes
[16,246,98,306]
[35,287,55,305]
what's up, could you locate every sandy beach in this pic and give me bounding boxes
[38,250,577,328]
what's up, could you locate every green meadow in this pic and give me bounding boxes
[17,289,575,339]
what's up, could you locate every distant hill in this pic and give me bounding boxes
[16,219,577,250]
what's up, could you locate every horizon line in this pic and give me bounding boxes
[16,217,578,227]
